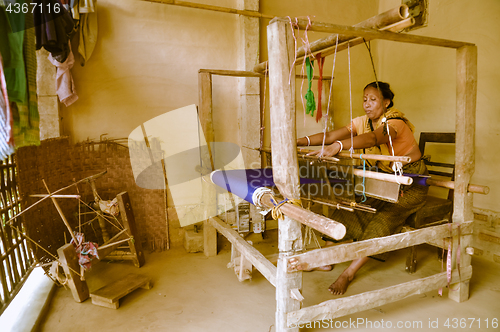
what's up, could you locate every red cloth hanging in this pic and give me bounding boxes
[315,53,325,123]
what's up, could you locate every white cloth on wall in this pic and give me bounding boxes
[48,45,78,107]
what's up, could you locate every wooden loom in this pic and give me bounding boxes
[199,12,478,332]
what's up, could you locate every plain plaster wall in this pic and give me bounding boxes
[61,0,241,146]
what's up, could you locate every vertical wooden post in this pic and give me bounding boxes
[268,19,303,331]
[449,45,477,303]
[199,71,218,257]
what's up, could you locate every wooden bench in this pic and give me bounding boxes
[90,274,151,309]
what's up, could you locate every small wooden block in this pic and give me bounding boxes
[90,274,151,309]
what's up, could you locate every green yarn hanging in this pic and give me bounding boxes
[304,57,316,117]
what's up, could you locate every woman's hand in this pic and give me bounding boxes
[306,141,341,158]
[296,137,309,147]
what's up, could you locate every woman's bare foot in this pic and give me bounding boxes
[304,265,333,272]
[328,270,354,295]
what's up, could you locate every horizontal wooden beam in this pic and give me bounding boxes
[259,194,346,241]
[198,69,334,81]
[198,69,264,77]
[426,178,489,195]
[318,17,415,58]
[209,217,277,286]
[254,5,413,72]
[287,266,472,327]
[273,17,474,49]
[143,0,274,19]
[287,221,473,272]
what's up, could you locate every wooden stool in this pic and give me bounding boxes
[90,274,151,309]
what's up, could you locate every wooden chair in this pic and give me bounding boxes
[405,132,456,273]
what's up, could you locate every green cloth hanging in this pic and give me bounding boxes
[304,57,315,117]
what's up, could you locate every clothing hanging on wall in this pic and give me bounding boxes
[49,43,78,106]
[0,55,15,159]
[78,0,97,66]
[34,0,76,62]
[0,2,40,155]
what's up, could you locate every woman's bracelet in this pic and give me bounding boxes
[335,140,343,151]
[305,136,311,146]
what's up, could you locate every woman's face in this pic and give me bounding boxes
[363,86,390,121]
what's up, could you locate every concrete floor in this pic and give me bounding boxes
[39,236,500,332]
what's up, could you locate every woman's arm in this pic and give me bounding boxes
[307,124,398,157]
[297,127,352,147]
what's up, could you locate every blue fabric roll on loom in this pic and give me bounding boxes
[210,168,431,206]
[210,168,346,205]
[210,168,275,204]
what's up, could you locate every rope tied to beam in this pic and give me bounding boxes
[270,197,302,220]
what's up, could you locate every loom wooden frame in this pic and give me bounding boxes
[198,17,477,332]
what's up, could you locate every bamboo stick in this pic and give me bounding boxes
[42,180,78,244]
[5,171,107,226]
[263,147,412,163]
[426,178,488,195]
[88,179,110,243]
[30,194,81,199]
[302,149,412,163]
[98,238,131,251]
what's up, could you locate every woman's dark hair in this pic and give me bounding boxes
[364,81,395,109]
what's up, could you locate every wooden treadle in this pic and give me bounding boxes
[90,273,151,309]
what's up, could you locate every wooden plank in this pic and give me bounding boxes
[57,244,89,303]
[116,192,145,268]
[287,266,472,327]
[198,71,218,258]
[449,45,477,303]
[286,221,473,272]
[90,297,119,309]
[91,273,151,309]
[43,180,78,244]
[268,19,303,332]
[209,217,276,286]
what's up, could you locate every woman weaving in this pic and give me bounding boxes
[296,81,428,295]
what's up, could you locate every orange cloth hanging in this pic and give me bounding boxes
[315,53,325,123]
